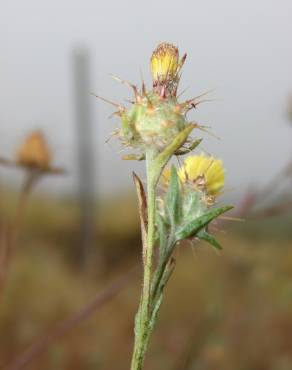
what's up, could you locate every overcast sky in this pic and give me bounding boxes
[1,0,292,200]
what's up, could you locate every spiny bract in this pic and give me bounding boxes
[109,42,207,154]
[121,91,187,149]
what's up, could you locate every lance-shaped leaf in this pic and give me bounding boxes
[156,211,168,260]
[149,258,176,331]
[154,124,196,175]
[122,153,145,161]
[155,258,176,299]
[145,124,196,192]
[175,205,233,241]
[133,172,148,265]
[147,295,162,344]
[183,189,202,221]
[197,230,222,250]
[165,166,181,226]
[121,111,132,138]
[175,138,202,156]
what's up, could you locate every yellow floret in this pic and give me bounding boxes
[178,154,225,196]
[150,42,179,83]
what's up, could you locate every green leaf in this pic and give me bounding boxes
[175,138,203,156]
[122,153,145,161]
[149,294,163,333]
[149,259,175,332]
[158,258,176,293]
[133,172,148,265]
[154,124,195,171]
[121,112,132,137]
[156,212,168,259]
[175,205,233,241]
[165,166,181,226]
[183,189,202,220]
[197,230,222,250]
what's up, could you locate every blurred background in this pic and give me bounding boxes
[1,1,292,369]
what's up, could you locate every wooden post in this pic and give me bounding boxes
[73,48,95,266]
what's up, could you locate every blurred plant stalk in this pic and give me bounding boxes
[0,131,64,297]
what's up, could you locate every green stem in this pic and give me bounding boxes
[130,126,195,370]
[130,148,158,370]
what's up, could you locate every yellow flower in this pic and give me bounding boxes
[17,131,51,170]
[150,42,179,84]
[161,167,171,185]
[178,154,225,196]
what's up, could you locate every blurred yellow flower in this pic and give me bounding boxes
[161,167,171,185]
[150,42,179,84]
[178,154,225,196]
[17,131,51,170]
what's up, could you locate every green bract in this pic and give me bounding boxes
[157,166,232,253]
[121,92,187,149]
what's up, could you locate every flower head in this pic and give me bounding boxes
[178,154,225,196]
[16,131,51,170]
[151,43,179,83]
[150,42,186,96]
[99,42,207,157]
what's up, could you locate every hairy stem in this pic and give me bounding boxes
[130,127,195,370]
[130,148,158,370]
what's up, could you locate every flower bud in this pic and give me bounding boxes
[151,43,179,84]
[121,92,187,150]
[17,131,51,170]
[118,42,191,150]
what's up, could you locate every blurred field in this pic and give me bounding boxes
[1,190,292,370]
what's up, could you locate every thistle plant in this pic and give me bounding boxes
[0,131,64,232]
[99,42,232,370]
[0,131,64,293]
